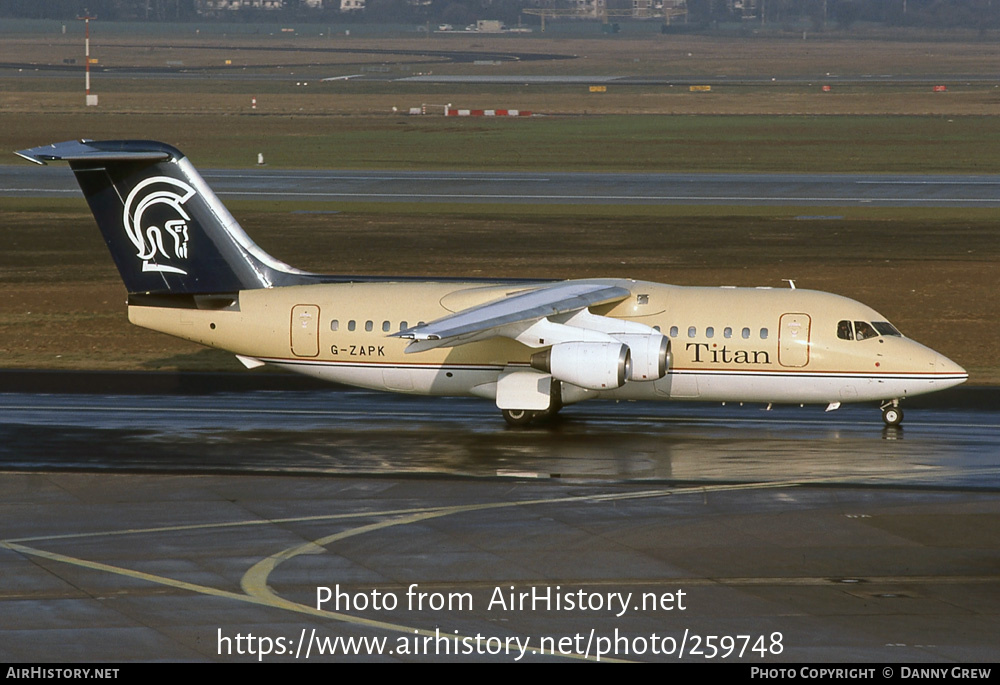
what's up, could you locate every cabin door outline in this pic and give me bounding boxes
[778,313,811,367]
[290,304,321,357]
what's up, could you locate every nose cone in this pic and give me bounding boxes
[934,353,968,390]
[887,338,968,398]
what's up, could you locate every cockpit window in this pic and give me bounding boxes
[839,319,900,341]
[837,320,854,341]
[854,321,879,341]
[872,321,902,337]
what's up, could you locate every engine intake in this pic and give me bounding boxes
[619,334,671,381]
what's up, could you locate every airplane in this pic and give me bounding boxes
[16,139,968,427]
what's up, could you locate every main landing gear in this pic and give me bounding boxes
[501,408,536,427]
[880,400,903,427]
[501,382,564,427]
[501,406,564,427]
[501,398,564,427]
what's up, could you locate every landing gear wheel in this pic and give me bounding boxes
[882,406,903,427]
[502,408,535,427]
[533,403,563,423]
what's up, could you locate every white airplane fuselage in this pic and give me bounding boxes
[128,278,967,407]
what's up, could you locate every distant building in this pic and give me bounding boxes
[631,0,658,18]
[199,0,283,10]
[562,0,680,19]
[573,0,605,19]
[197,0,325,11]
[731,0,758,20]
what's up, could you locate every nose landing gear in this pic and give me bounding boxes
[880,400,903,427]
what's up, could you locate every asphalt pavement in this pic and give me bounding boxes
[5,164,1000,207]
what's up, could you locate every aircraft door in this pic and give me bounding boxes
[290,304,320,357]
[778,313,811,367]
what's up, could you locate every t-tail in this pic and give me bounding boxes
[16,139,317,295]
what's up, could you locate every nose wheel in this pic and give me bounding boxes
[881,402,903,427]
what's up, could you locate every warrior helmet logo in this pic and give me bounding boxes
[122,176,197,275]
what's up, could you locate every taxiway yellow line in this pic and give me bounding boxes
[2,480,809,662]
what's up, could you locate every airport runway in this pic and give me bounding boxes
[5,164,1000,207]
[0,44,571,79]
[400,73,1000,86]
[1,387,998,662]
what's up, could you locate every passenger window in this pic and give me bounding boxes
[382,321,391,332]
[330,320,339,332]
[837,320,854,341]
[724,327,732,339]
[365,320,373,332]
[399,321,408,331]
[669,326,679,337]
[706,326,714,339]
[348,320,356,332]
[742,327,750,339]
[855,321,878,341]
[760,328,768,340]
[688,326,697,338]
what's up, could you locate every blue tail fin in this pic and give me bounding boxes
[16,139,314,295]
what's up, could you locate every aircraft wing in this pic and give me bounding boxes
[393,280,632,353]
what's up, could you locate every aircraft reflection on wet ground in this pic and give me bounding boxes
[1,389,997,489]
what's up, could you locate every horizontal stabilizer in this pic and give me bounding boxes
[16,140,172,165]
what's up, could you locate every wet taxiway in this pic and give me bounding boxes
[1,386,998,662]
[1,388,998,486]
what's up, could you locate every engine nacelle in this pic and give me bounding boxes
[618,334,671,381]
[530,341,630,390]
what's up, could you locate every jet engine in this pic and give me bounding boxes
[618,334,671,381]
[530,341,631,390]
